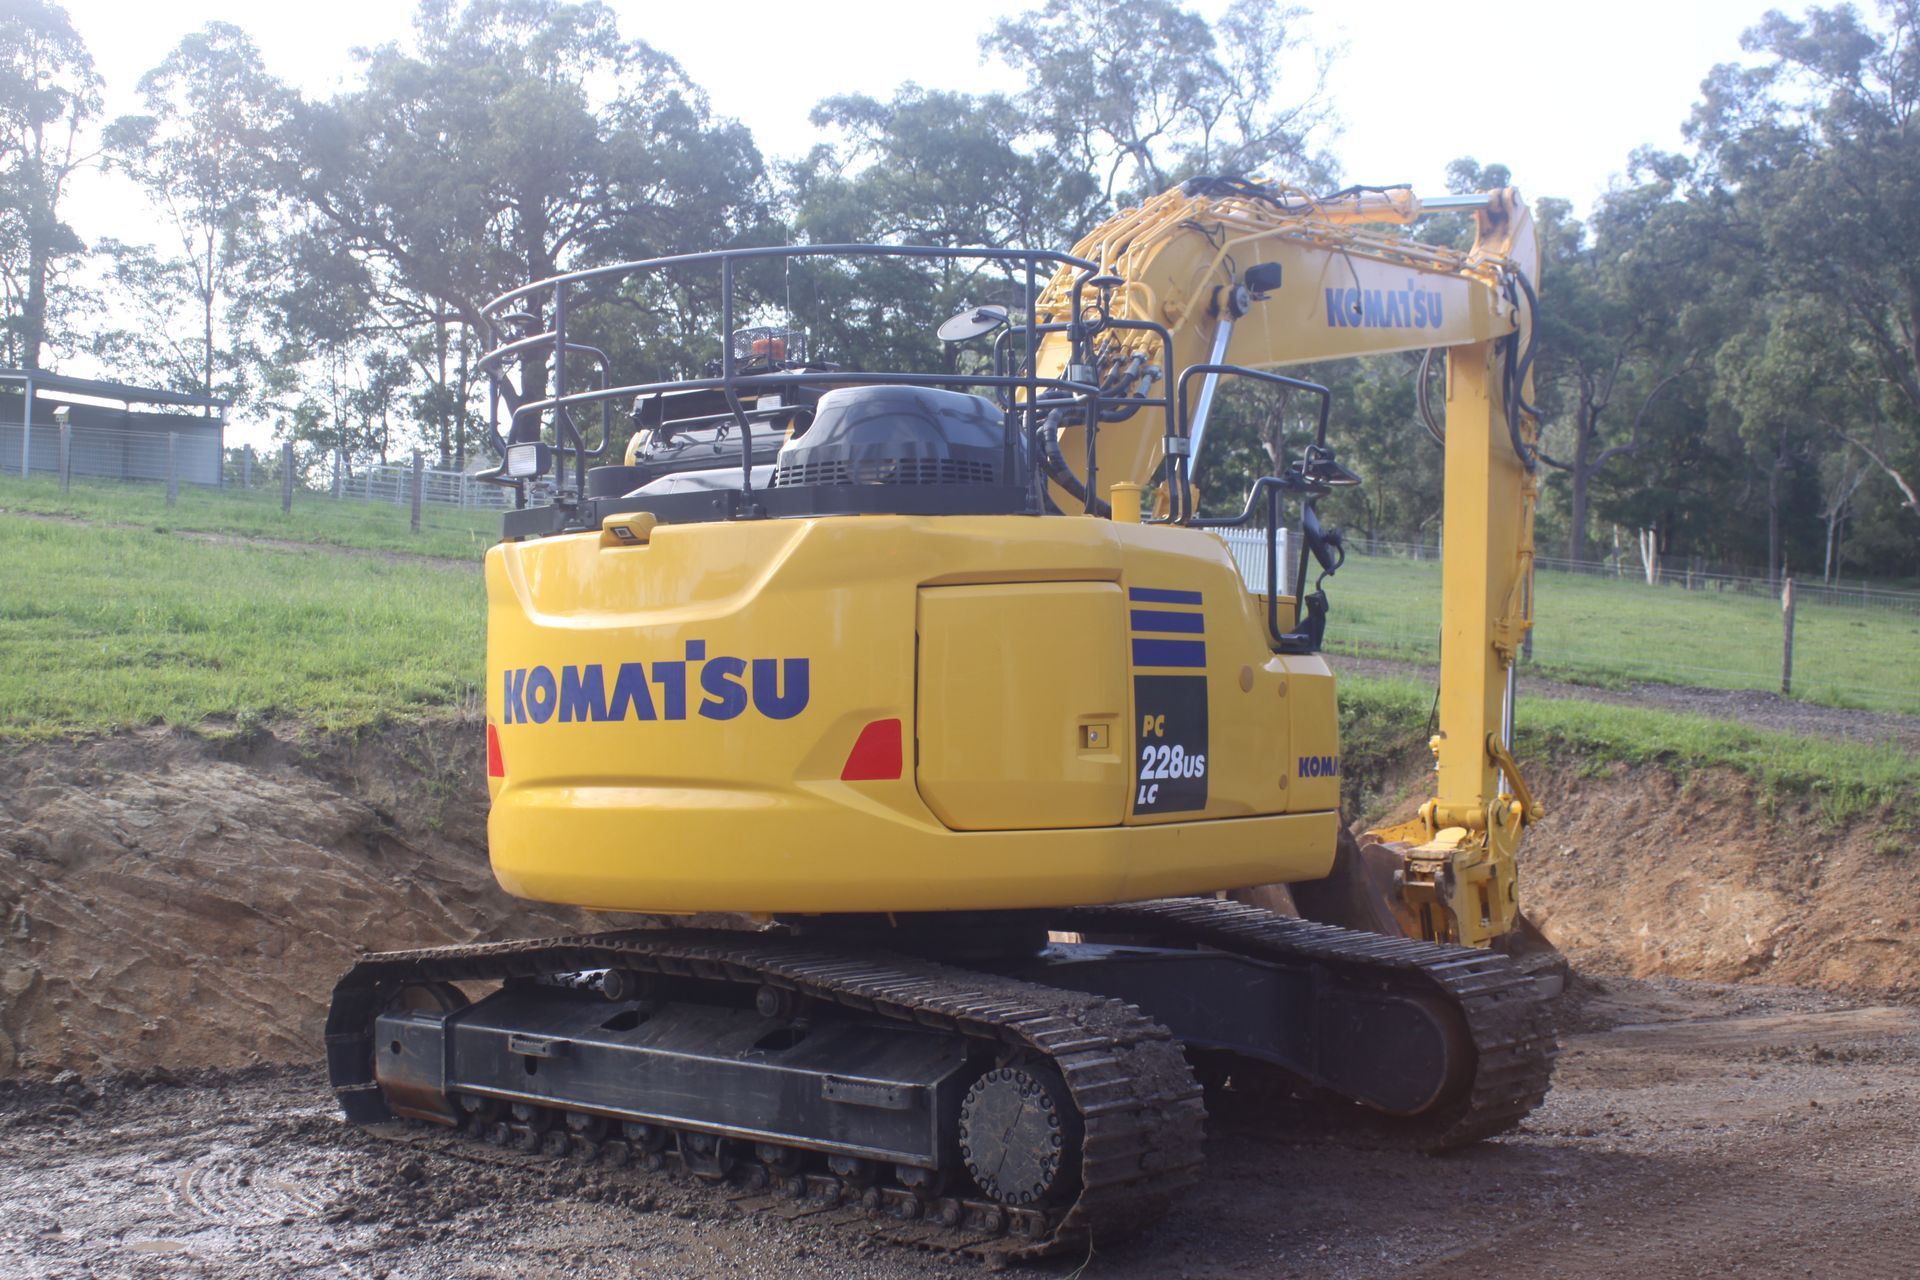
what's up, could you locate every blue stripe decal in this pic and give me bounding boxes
[1128,587,1203,605]
[1132,638,1207,668]
[1130,609,1204,635]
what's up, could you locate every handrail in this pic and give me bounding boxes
[475,241,1108,521]
[479,243,1100,321]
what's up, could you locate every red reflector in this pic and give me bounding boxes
[486,722,506,778]
[841,718,903,781]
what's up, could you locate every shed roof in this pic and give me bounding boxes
[0,368,229,411]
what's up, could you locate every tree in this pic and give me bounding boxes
[1531,168,1721,564]
[784,86,1100,373]
[0,0,100,369]
[351,345,414,464]
[286,0,774,427]
[88,238,207,393]
[1689,1,1920,526]
[104,22,292,408]
[983,0,1335,205]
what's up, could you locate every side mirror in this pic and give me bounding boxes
[1301,444,1362,488]
[937,305,1010,343]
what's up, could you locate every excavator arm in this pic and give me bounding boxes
[1032,177,1544,947]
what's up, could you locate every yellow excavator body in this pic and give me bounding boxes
[484,179,1543,945]
[485,509,1341,914]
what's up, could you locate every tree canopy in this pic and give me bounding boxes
[19,0,1920,579]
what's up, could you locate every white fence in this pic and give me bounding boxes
[1217,527,1294,596]
[0,423,516,518]
[320,454,512,511]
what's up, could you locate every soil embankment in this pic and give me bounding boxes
[0,720,627,1076]
[1354,752,1918,994]
[0,715,1913,1078]
[1523,760,1915,991]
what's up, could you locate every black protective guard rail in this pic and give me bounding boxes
[477,243,1103,516]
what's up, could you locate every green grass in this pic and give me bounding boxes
[0,473,500,561]
[0,476,1911,826]
[0,514,484,736]
[9,476,1913,711]
[1338,673,1920,825]
[1323,552,1920,715]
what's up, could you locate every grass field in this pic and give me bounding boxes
[6,476,1913,713]
[1338,673,1918,824]
[0,474,1914,816]
[0,513,484,736]
[0,473,498,561]
[1323,551,1920,715]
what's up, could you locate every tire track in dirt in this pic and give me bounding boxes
[1396,1005,1920,1280]
[1,982,1915,1279]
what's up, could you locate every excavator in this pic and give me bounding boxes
[326,175,1556,1262]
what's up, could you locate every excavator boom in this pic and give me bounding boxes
[1033,176,1543,945]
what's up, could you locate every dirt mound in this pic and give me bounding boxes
[0,720,633,1076]
[1522,760,1916,991]
[1360,755,1918,994]
[1,717,1911,1080]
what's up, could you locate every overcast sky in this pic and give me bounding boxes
[63,0,1786,211]
[52,0,1789,436]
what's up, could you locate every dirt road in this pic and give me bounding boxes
[3,974,1915,1280]
[1336,654,1920,750]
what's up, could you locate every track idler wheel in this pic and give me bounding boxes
[957,1063,1081,1208]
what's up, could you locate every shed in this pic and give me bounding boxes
[0,369,230,487]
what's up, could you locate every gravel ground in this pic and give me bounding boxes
[1337,655,1920,749]
[3,973,1915,1280]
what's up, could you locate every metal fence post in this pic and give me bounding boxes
[332,449,344,499]
[1781,577,1796,696]
[410,450,425,533]
[166,433,178,506]
[55,408,70,492]
[19,374,31,477]
[242,445,253,489]
[281,442,295,514]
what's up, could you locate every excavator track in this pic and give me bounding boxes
[1057,898,1557,1150]
[326,929,1207,1262]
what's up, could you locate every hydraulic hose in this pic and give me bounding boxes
[1036,409,1111,517]
[1501,268,1562,471]
[1417,348,1445,448]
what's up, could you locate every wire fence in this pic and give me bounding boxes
[1316,534,1920,614]
[0,420,514,513]
[303,452,512,511]
[1216,528,1920,714]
